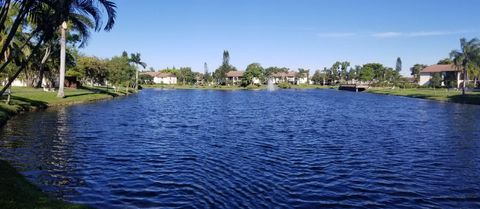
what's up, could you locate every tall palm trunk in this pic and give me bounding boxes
[462,63,467,96]
[57,22,67,98]
[36,47,51,88]
[135,65,139,91]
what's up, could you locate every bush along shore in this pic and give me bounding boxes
[0,86,134,209]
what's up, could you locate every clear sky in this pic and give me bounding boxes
[81,0,480,76]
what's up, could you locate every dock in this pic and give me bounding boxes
[339,84,369,92]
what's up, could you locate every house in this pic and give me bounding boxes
[271,71,310,84]
[142,72,177,85]
[226,71,244,85]
[271,72,295,84]
[419,64,463,88]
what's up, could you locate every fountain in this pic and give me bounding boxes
[267,78,276,91]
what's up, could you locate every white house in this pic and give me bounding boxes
[143,72,177,85]
[2,77,59,89]
[419,64,463,88]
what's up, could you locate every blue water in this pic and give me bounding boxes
[1,89,480,208]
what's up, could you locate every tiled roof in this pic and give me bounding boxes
[226,71,244,77]
[271,71,297,78]
[141,72,176,78]
[421,64,459,73]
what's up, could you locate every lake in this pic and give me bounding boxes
[1,89,480,208]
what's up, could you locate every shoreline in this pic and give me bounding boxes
[143,84,336,91]
[0,86,133,209]
[145,84,480,105]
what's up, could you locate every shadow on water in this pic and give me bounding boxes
[448,94,480,105]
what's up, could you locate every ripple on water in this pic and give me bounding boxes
[1,89,480,208]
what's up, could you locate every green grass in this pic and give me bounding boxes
[0,160,91,209]
[366,87,480,105]
[0,86,132,209]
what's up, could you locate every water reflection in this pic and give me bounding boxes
[1,89,480,208]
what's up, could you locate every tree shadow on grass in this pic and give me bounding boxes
[79,86,119,97]
[63,92,95,98]
[9,96,47,109]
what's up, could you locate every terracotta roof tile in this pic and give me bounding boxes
[226,71,244,77]
[421,64,459,73]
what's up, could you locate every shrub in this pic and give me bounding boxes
[277,82,291,89]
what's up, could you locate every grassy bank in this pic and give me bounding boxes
[0,160,90,209]
[0,86,129,126]
[0,86,131,209]
[366,87,480,105]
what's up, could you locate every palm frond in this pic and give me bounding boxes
[96,0,116,31]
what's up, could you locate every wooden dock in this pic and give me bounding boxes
[339,84,369,92]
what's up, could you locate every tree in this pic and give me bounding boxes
[396,57,402,73]
[438,58,453,65]
[139,74,153,85]
[242,63,264,86]
[359,65,375,83]
[410,64,427,83]
[450,38,480,95]
[430,72,442,88]
[106,55,135,93]
[311,70,326,85]
[340,61,350,82]
[70,55,108,86]
[297,68,309,79]
[203,62,212,85]
[330,62,341,83]
[213,50,236,85]
[177,67,195,85]
[128,52,147,91]
[264,66,289,78]
[54,0,117,98]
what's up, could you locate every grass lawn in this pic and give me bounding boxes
[0,86,131,209]
[367,87,480,105]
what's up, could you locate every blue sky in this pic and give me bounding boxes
[81,0,480,76]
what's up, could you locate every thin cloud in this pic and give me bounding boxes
[317,32,357,38]
[371,32,402,38]
[371,30,467,38]
[317,30,469,38]
[407,31,463,37]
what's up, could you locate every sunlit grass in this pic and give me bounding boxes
[367,87,480,105]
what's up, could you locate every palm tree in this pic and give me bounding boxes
[129,53,147,91]
[0,0,117,96]
[55,0,117,98]
[450,38,480,95]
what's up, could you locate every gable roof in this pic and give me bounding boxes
[421,64,459,73]
[226,71,244,77]
[141,72,176,78]
[271,71,297,78]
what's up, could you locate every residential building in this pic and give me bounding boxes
[419,64,463,88]
[271,71,309,84]
[226,71,244,85]
[143,72,177,85]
